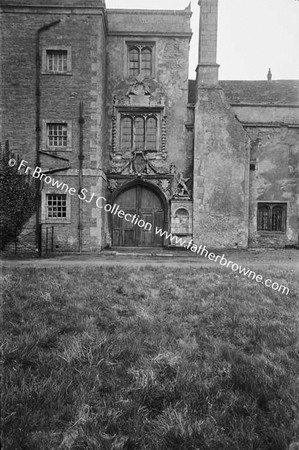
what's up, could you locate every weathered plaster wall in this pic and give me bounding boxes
[193,88,250,249]
[246,125,299,247]
[232,103,299,247]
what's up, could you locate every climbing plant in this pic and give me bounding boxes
[0,141,36,250]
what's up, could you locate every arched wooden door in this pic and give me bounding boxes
[112,185,165,247]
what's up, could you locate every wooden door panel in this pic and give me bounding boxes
[112,215,121,246]
[139,212,153,246]
[117,187,137,209]
[112,185,165,247]
[122,210,136,246]
[154,210,164,246]
[123,229,135,246]
[140,187,162,209]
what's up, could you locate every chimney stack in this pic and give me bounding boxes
[197,0,219,86]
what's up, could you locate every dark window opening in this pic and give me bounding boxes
[128,45,153,77]
[120,114,158,151]
[257,203,286,233]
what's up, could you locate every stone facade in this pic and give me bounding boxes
[1,0,298,252]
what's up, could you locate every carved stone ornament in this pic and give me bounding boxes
[133,152,147,174]
[107,179,118,191]
[159,179,170,195]
[126,75,151,97]
[110,151,171,176]
[170,163,191,198]
[113,76,165,108]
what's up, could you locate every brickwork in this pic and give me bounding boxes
[1,2,107,252]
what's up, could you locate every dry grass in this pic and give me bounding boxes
[1,265,299,449]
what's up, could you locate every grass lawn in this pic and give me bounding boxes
[1,265,299,449]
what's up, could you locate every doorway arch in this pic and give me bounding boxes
[109,180,168,247]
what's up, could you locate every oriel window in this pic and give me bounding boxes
[120,114,158,151]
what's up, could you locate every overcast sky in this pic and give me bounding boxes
[106,0,299,81]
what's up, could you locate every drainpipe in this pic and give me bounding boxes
[78,101,85,253]
[36,20,60,256]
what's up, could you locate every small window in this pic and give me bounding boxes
[128,44,154,77]
[47,194,67,218]
[257,203,286,233]
[121,117,133,150]
[42,46,72,75]
[250,159,257,171]
[42,120,72,151]
[135,117,145,150]
[129,48,139,77]
[146,117,157,150]
[47,50,67,73]
[141,47,152,77]
[48,123,67,148]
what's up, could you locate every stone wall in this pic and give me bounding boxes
[106,9,193,177]
[193,88,250,249]
[231,103,299,248]
[1,3,108,251]
[247,125,299,247]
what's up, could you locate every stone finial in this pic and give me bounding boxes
[267,68,272,81]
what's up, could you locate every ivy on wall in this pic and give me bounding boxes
[0,141,36,250]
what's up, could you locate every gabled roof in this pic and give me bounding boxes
[188,79,299,105]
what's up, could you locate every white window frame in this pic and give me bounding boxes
[41,190,71,224]
[42,120,72,151]
[42,46,72,75]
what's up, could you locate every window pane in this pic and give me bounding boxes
[141,47,152,77]
[46,50,68,72]
[134,117,145,150]
[47,194,67,218]
[146,117,157,150]
[121,117,133,150]
[129,48,139,77]
[258,205,270,231]
[48,124,67,147]
[272,206,283,231]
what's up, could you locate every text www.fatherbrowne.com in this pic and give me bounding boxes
[13,159,290,296]
[155,229,289,296]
